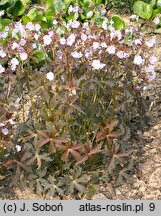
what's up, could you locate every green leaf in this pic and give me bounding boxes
[0,18,12,27]
[154,27,161,33]
[32,51,46,62]
[112,15,126,30]
[22,15,31,24]
[0,0,8,6]
[27,8,39,21]
[133,1,153,19]
[6,0,25,17]
[150,0,157,8]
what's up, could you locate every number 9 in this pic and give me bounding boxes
[149,203,155,211]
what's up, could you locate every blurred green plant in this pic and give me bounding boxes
[133,0,161,19]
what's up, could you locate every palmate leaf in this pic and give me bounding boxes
[64,168,90,195]
[44,175,64,197]
[76,141,101,165]
[57,141,84,162]
[37,129,68,153]
[28,148,52,170]
[96,120,121,142]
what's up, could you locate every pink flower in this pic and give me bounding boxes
[145,65,154,73]
[86,11,93,18]
[11,58,19,71]
[149,56,157,65]
[134,39,142,45]
[48,31,54,37]
[93,42,99,49]
[72,6,79,13]
[43,35,52,45]
[91,60,106,70]
[11,58,19,66]
[26,22,35,31]
[146,37,156,48]
[71,21,80,29]
[153,17,160,25]
[19,39,26,46]
[148,72,156,81]
[60,38,66,45]
[0,65,5,73]
[71,51,83,58]
[102,21,107,30]
[35,24,41,32]
[101,42,107,48]
[20,52,28,61]
[11,42,19,50]
[116,51,129,59]
[81,33,87,41]
[0,49,6,58]
[2,128,9,135]
[107,46,115,54]
[67,33,76,46]
[134,55,144,65]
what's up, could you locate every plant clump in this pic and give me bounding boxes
[0,5,158,198]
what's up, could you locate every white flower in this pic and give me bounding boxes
[53,20,58,25]
[32,43,37,49]
[68,5,73,13]
[60,38,66,45]
[107,46,115,54]
[67,33,76,46]
[0,65,5,73]
[102,21,107,30]
[20,52,28,61]
[0,123,5,127]
[11,58,19,66]
[0,49,6,58]
[48,31,54,37]
[34,34,39,40]
[134,55,144,65]
[2,128,9,135]
[35,24,41,32]
[11,42,19,50]
[10,58,19,71]
[149,56,157,65]
[117,51,129,59]
[71,20,80,29]
[134,39,142,45]
[86,11,93,18]
[43,35,52,45]
[19,39,26,46]
[148,72,156,81]
[101,42,107,48]
[8,119,15,125]
[0,10,5,16]
[153,17,160,25]
[146,37,156,48]
[72,6,79,13]
[145,65,154,73]
[26,22,35,31]
[83,22,89,29]
[91,60,106,70]
[93,42,99,49]
[71,51,83,58]
[15,145,21,152]
[46,72,54,81]
[130,14,139,22]
[81,33,87,41]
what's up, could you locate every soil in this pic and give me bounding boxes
[0,27,161,201]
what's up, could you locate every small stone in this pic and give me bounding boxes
[92,193,108,200]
